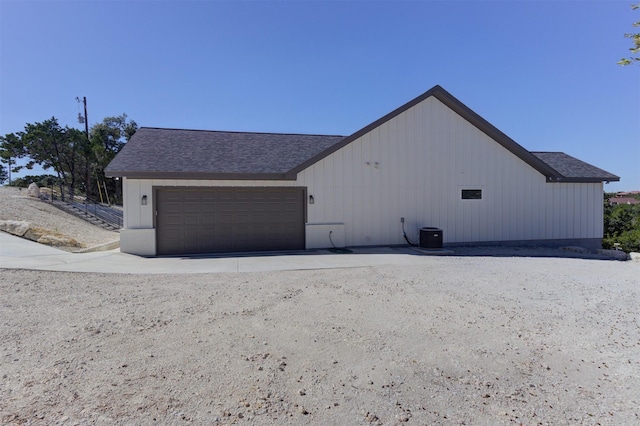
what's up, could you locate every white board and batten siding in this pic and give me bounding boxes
[297,97,603,247]
[121,96,604,254]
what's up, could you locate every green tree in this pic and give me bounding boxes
[0,118,89,200]
[1,113,136,204]
[8,174,61,189]
[89,114,137,203]
[90,113,137,177]
[603,194,640,252]
[0,132,25,184]
[618,2,640,66]
[0,163,7,184]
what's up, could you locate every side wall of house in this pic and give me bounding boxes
[296,97,604,247]
[120,96,604,255]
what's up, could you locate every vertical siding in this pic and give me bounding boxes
[297,97,605,246]
[122,99,605,249]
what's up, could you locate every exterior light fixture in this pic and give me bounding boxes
[309,195,314,204]
[141,195,148,205]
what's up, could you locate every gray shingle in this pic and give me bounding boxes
[532,152,620,182]
[105,128,346,179]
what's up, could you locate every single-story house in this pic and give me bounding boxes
[105,85,619,256]
[609,197,640,206]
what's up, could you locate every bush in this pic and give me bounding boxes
[8,174,61,189]
[603,199,640,253]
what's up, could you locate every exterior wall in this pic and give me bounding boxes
[296,97,604,247]
[306,223,346,249]
[120,228,156,256]
[120,96,604,255]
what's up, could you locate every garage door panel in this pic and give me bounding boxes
[184,216,200,226]
[156,187,305,255]
[162,216,182,226]
[201,215,219,225]
[214,216,236,227]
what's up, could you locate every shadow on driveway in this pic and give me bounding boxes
[162,245,627,262]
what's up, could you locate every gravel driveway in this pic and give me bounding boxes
[1,256,639,425]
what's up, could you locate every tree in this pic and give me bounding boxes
[89,114,137,203]
[603,193,640,252]
[618,2,640,66]
[8,174,61,189]
[90,113,137,177]
[1,112,136,204]
[0,118,89,200]
[0,163,7,184]
[0,132,25,185]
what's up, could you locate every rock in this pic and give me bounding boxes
[629,252,640,262]
[22,227,82,247]
[596,249,629,261]
[23,227,46,242]
[27,183,40,198]
[37,234,82,247]
[0,220,31,237]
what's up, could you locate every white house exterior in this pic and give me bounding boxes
[106,86,619,256]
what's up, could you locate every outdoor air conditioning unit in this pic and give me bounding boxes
[419,227,443,249]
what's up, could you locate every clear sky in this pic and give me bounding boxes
[1,0,638,192]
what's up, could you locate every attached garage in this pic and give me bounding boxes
[156,187,305,255]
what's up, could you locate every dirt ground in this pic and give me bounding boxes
[1,255,639,425]
[0,186,118,251]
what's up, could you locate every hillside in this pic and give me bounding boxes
[0,186,119,251]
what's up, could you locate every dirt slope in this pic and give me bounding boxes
[0,186,118,250]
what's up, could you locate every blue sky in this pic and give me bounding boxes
[1,0,638,191]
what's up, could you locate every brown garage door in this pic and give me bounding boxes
[156,187,305,255]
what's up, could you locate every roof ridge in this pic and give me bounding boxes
[530,151,564,154]
[139,127,346,138]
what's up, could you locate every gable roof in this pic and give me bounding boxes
[288,85,619,183]
[105,85,619,183]
[104,128,346,180]
[531,152,620,183]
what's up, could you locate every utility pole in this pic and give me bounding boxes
[76,96,89,138]
[77,96,91,198]
[82,96,89,138]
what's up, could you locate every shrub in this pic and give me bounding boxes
[8,174,61,189]
[603,199,640,253]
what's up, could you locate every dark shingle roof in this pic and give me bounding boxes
[105,86,619,184]
[531,152,620,182]
[105,128,346,180]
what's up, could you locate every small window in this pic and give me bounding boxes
[461,189,482,200]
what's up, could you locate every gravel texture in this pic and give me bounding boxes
[1,185,639,425]
[0,186,119,250]
[1,260,639,425]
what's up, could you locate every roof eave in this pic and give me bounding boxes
[104,170,296,181]
[547,176,621,183]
